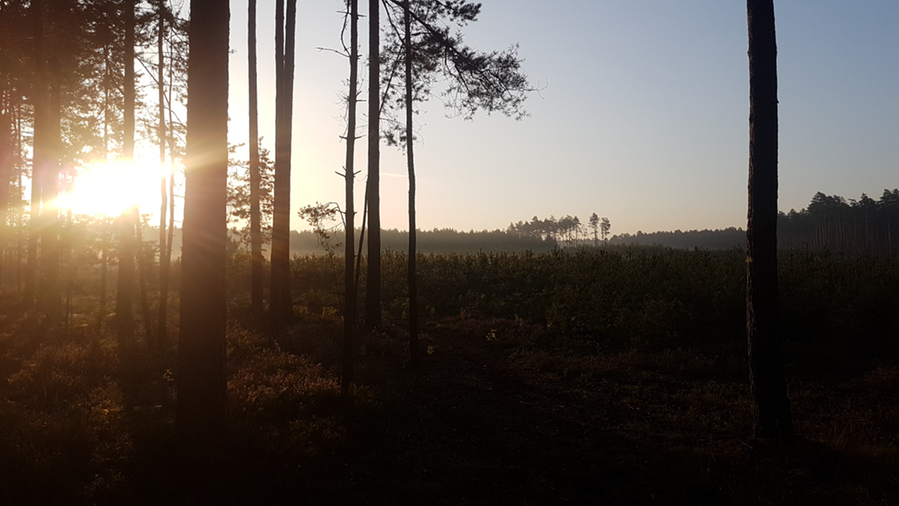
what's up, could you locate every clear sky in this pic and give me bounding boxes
[222,0,898,235]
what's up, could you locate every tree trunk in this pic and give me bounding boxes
[36,0,61,320]
[403,1,419,369]
[746,0,792,442]
[157,0,170,344]
[364,0,381,331]
[24,0,44,308]
[248,0,263,314]
[116,0,136,344]
[0,81,12,287]
[162,56,176,329]
[177,0,230,450]
[341,0,359,393]
[115,212,135,342]
[270,0,297,331]
[135,211,154,349]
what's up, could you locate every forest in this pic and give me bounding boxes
[1,0,898,504]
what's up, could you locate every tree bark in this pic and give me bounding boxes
[364,0,382,331]
[342,0,359,393]
[177,0,230,449]
[746,0,792,442]
[248,0,263,314]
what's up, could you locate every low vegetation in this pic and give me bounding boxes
[1,247,898,504]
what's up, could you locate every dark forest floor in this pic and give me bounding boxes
[2,308,899,505]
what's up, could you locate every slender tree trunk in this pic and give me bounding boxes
[271,0,297,331]
[100,237,107,323]
[15,102,23,292]
[341,0,359,393]
[116,0,136,344]
[403,1,418,368]
[162,56,176,322]
[36,0,61,320]
[135,211,154,349]
[157,1,170,344]
[364,0,381,331]
[248,0,263,314]
[24,0,44,307]
[177,0,230,451]
[0,86,11,287]
[746,0,792,442]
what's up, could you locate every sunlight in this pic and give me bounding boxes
[56,157,165,218]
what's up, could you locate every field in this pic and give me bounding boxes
[1,247,898,504]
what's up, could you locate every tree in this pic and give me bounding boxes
[380,0,532,364]
[340,0,360,391]
[746,0,792,442]
[177,0,230,449]
[248,0,263,314]
[600,217,610,244]
[115,0,137,344]
[401,0,419,368]
[364,0,382,331]
[227,141,273,249]
[154,0,171,343]
[270,0,298,331]
[589,213,599,246]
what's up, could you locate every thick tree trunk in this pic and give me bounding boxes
[746,0,792,442]
[342,0,359,393]
[178,0,230,450]
[364,0,381,331]
[248,0,263,314]
[403,1,418,369]
[270,0,297,331]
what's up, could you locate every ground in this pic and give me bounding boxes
[2,311,898,505]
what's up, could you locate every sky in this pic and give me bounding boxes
[217,0,899,235]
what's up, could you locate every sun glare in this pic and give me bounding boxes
[57,158,165,218]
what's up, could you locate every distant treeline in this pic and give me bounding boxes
[288,228,556,255]
[779,189,899,255]
[164,188,899,256]
[609,228,746,250]
[603,189,899,253]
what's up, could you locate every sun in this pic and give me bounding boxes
[57,157,165,218]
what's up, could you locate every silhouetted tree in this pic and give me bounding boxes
[746,0,792,442]
[380,0,531,364]
[115,0,136,343]
[364,0,382,331]
[589,213,599,246]
[177,0,230,450]
[341,0,360,391]
[248,0,263,314]
[401,0,419,368]
[270,0,298,331]
[154,0,171,343]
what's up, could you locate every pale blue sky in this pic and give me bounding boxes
[224,0,898,235]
